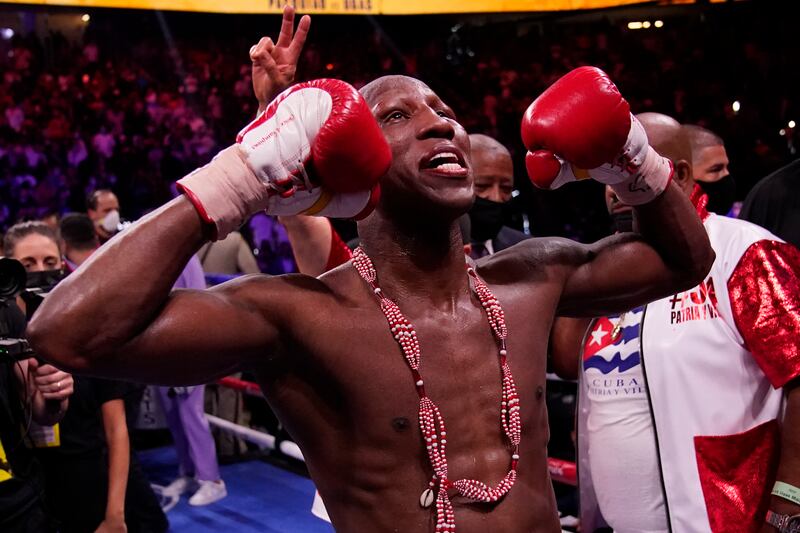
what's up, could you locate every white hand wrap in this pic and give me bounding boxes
[177,87,376,240]
[588,115,673,205]
[177,145,264,240]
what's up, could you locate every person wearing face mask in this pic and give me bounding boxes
[466,134,529,258]
[87,189,122,244]
[684,125,735,216]
[0,223,72,533]
[551,114,800,533]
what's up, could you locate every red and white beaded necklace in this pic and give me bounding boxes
[352,247,522,532]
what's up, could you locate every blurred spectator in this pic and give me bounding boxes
[157,256,227,507]
[685,125,734,215]
[466,133,529,258]
[86,189,121,243]
[248,214,296,274]
[57,213,168,532]
[197,231,260,275]
[740,158,800,248]
[195,232,258,459]
[0,2,795,245]
[59,212,99,271]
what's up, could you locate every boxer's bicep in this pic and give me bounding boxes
[94,275,303,386]
[557,235,692,317]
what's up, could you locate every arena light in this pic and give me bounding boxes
[642,21,651,29]
[0,28,13,40]
[732,100,741,113]
[789,120,796,129]
[81,13,91,22]
[780,129,787,136]
[654,20,664,28]
[627,21,643,30]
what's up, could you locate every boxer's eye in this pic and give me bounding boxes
[435,108,456,120]
[384,110,406,123]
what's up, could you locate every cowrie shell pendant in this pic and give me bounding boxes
[419,488,435,508]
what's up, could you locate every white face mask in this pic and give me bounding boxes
[100,210,120,233]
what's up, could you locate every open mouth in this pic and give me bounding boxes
[420,148,468,176]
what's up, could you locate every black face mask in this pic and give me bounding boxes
[468,197,506,242]
[697,175,736,215]
[610,210,634,233]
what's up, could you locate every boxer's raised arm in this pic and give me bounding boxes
[27,198,284,385]
[519,67,713,316]
[555,183,712,316]
[29,79,390,385]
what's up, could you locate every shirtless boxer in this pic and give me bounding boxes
[27,49,713,533]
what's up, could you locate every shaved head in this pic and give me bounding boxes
[636,112,692,164]
[635,112,695,197]
[468,134,514,203]
[468,134,510,159]
[355,73,474,231]
[360,75,430,109]
[684,125,724,152]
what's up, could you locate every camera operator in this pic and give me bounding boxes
[5,221,134,533]
[0,261,72,531]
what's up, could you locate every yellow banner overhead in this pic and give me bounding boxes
[0,0,378,14]
[0,0,649,14]
[379,0,645,15]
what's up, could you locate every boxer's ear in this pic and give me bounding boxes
[673,159,695,196]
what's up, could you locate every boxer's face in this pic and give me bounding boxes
[366,77,474,217]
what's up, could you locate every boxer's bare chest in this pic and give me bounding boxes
[261,267,558,465]
[255,269,561,531]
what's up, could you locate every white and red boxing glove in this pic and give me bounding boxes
[520,66,672,205]
[177,79,391,240]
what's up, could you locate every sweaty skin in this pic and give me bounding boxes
[29,77,713,532]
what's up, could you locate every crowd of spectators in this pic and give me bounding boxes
[0,1,796,243]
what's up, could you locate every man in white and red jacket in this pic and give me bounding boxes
[552,114,800,533]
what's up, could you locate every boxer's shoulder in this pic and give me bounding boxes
[211,270,342,319]
[477,236,591,285]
